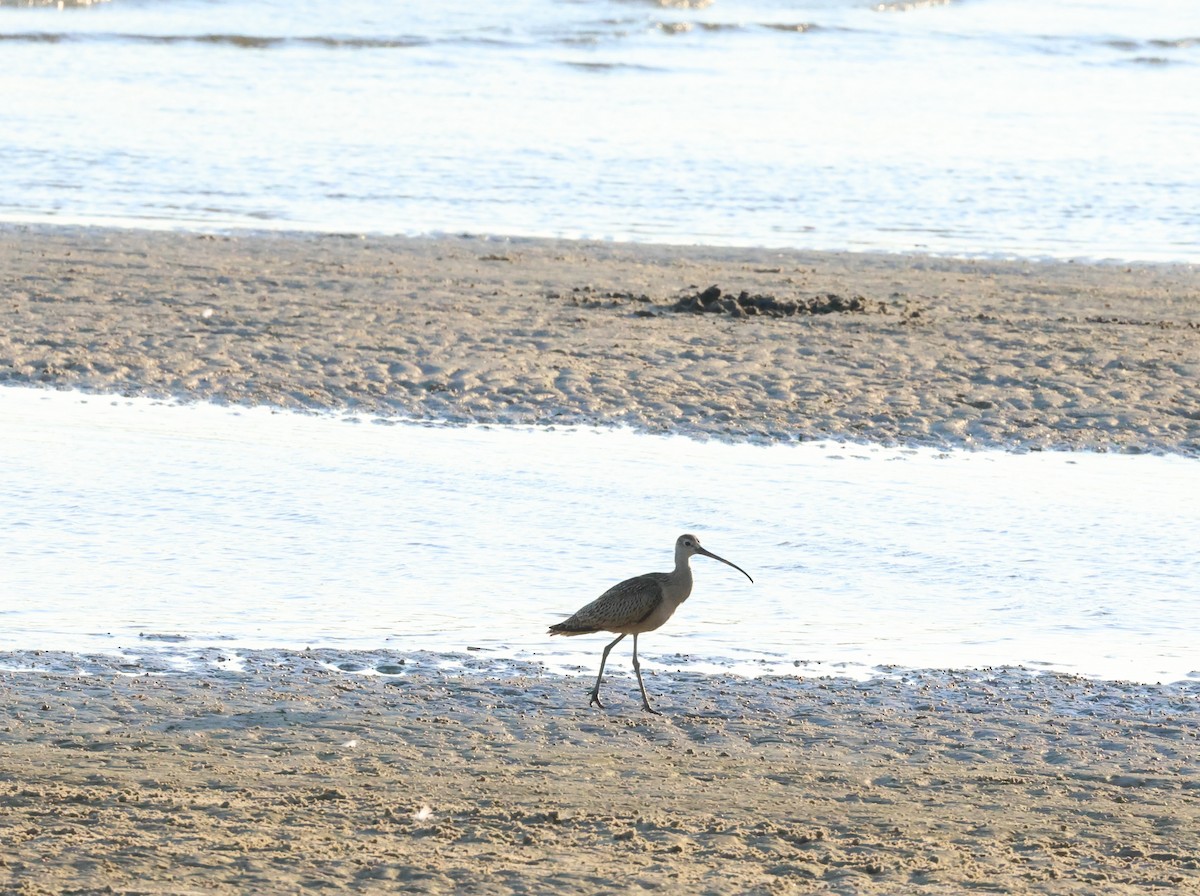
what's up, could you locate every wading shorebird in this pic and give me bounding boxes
[549,533,753,714]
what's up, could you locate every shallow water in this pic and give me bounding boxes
[1,0,1197,260]
[2,385,1196,684]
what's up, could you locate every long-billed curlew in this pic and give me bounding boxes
[549,533,753,714]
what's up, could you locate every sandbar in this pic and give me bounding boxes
[3,225,1197,453]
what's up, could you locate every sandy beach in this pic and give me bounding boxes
[2,225,1200,894]
[2,652,1198,895]
[2,225,1198,453]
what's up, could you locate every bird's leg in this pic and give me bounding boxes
[631,634,661,715]
[589,633,626,709]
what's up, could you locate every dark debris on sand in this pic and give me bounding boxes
[671,284,891,318]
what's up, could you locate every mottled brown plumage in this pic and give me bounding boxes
[548,574,666,635]
[549,534,752,713]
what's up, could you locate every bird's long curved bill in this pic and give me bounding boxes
[697,547,753,583]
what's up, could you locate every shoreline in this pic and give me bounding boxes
[4,224,1200,894]
[8,218,1197,268]
[2,652,1198,894]
[3,224,1198,455]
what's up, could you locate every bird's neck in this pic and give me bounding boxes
[668,558,694,604]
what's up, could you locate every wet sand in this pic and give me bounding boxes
[2,225,1199,894]
[2,652,1198,895]
[2,224,1198,453]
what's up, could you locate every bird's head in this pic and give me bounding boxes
[677,533,753,583]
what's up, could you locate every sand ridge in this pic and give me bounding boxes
[2,225,1198,453]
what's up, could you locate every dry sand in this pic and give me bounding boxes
[2,224,1198,453]
[2,652,1198,895]
[2,225,1200,894]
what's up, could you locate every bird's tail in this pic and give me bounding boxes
[548,622,597,636]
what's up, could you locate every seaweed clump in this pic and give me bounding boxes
[671,285,888,318]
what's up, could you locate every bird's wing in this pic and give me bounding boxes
[560,573,666,632]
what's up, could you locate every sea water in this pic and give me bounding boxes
[1,0,1197,260]
[2,386,1196,684]
[3,2,1198,686]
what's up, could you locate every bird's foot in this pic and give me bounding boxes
[641,703,662,716]
[588,692,605,709]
